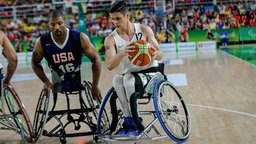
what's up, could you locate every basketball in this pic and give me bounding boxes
[128,40,154,67]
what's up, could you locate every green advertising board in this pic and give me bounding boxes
[239,27,256,41]
[188,30,208,42]
[186,28,240,43]
[211,28,239,43]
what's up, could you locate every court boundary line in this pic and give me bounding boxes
[188,103,256,118]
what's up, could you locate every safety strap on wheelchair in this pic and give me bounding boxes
[131,73,145,96]
[137,63,167,80]
[131,63,166,95]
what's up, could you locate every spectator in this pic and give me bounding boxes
[206,28,215,41]
[15,40,23,52]
[166,29,176,43]
[157,29,167,43]
[209,19,217,30]
[178,27,189,42]
[27,40,35,52]
[220,27,229,46]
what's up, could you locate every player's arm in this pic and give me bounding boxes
[31,38,52,89]
[80,32,102,100]
[104,35,125,70]
[1,30,17,84]
[141,25,163,60]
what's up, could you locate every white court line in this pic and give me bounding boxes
[167,73,188,86]
[188,104,256,118]
[12,73,51,82]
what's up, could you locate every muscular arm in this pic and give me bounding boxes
[141,25,163,60]
[80,33,102,99]
[104,35,125,70]
[1,31,17,84]
[31,38,51,88]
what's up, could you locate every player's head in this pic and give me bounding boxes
[109,1,129,28]
[48,9,66,38]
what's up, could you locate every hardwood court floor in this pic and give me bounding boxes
[0,48,255,144]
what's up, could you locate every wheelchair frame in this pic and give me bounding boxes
[0,68,33,143]
[32,80,110,144]
[97,72,191,144]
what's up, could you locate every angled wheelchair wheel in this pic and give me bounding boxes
[83,81,110,138]
[97,87,124,140]
[153,80,191,143]
[33,89,52,142]
[2,84,33,143]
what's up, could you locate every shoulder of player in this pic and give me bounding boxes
[104,34,116,49]
[139,23,151,31]
[105,34,114,44]
[139,24,153,36]
[79,32,90,41]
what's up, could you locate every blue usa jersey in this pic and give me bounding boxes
[40,29,83,80]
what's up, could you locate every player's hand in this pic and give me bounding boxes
[43,81,52,97]
[123,42,136,57]
[149,44,160,60]
[91,84,102,101]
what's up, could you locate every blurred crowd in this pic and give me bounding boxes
[0,0,255,52]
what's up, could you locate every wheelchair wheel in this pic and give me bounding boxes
[83,81,110,138]
[153,80,191,143]
[33,89,52,142]
[97,87,124,138]
[2,84,33,143]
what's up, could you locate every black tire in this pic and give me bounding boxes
[32,89,52,142]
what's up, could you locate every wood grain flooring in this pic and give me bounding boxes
[0,49,255,144]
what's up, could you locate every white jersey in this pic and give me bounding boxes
[111,23,158,73]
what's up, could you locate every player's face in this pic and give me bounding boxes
[110,12,128,28]
[49,16,66,38]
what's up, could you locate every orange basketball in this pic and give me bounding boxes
[128,40,154,67]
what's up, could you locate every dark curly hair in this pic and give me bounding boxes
[109,0,128,15]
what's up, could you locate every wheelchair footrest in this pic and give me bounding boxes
[48,108,95,115]
[99,134,140,141]
[43,131,96,137]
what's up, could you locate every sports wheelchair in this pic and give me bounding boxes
[97,64,191,144]
[32,71,109,144]
[0,66,33,143]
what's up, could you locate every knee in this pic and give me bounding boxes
[113,75,123,88]
[123,74,134,88]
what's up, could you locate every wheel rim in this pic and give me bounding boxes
[33,89,51,142]
[3,85,33,143]
[153,80,191,142]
